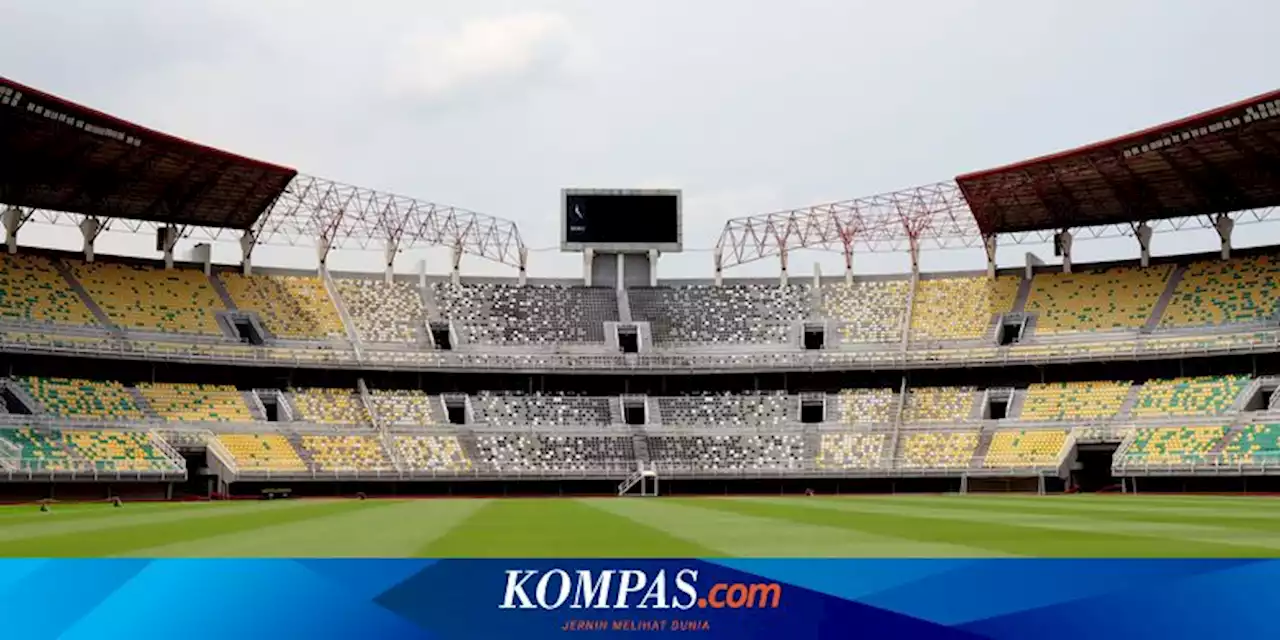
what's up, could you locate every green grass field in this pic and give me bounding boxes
[5,494,1280,557]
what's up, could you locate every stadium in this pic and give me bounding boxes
[1,74,1280,558]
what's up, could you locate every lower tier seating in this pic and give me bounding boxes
[0,428,176,472]
[474,434,634,472]
[648,435,805,471]
[394,435,472,471]
[1221,424,1280,465]
[138,383,252,421]
[983,430,1068,468]
[817,432,885,469]
[1121,426,1229,465]
[217,433,308,471]
[299,435,394,471]
[898,431,979,469]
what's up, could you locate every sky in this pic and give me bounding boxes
[1,0,1278,278]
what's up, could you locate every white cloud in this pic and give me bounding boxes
[386,12,587,107]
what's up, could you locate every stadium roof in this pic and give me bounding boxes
[0,77,297,229]
[957,89,1280,235]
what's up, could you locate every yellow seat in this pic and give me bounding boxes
[220,273,345,340]
[983,430,1068,467]
[1025,264,1172,334]
[910,276,1020,341]
[69,260,225,334]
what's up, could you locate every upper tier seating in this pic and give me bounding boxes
[1131,376,1249,417]
[299,434,394,471]
[629,284,809,346]
[1020,381,1132,421]
[1222,424,1280,464]
[474,434,633,472]
[818,280,909,343]
[0,254,96,326]
[22,376,144,420]
[909,276,1020,342]
[898,431,979,468]
[394,435,472,471]
[291,388,371,425]
[221,273,346,340]
[471,394,612,427]
[334,278,424,343]
[430,283,617,345]
[982,430,1068,467]
[1160,255,1280,328]
[1024,264,1173,334]
[834,388,896,424]
[217,433,307,471]
[902,387,976,423]
[817,432,885,469]
[1122,426,1228,465]
[70,261,224,334]
[137,383,252,422]
[657,393,794,427]
[648,434,805,470]
[369,390,446,426]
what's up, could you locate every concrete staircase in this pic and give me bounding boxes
[969,430,995,469]
[617,288,632,323]
[455,428,483,467]
[52,260,120,334]
[1006,389,1027,420]
[1117,384,1143,419]
[242,391,267,420]
[287,432,318,470]
[2,379,44,415]
[630,426,651,466]
[1144,264,1185,331]
[208,273,238,310]
[1011,276,1035,313]
[125,386,157,419]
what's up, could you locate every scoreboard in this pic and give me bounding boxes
[561,189,682,252]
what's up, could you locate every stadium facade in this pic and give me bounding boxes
[1,75,1279,501]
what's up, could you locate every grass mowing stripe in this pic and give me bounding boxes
[129,499,489,558]
[589,497,1000,557]
[0,499,387,557]
[0,501,237,528]
[0,500,318,543]
[681,497,1275,557]
[420,498,718,557]
[761,497,1280,556]
[855,495,1280,531]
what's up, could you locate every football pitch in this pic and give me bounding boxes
[4,494,1280,557]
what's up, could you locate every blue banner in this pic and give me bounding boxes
[3,558,1273,639]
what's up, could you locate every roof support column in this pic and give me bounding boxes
[3,206,30,254]
[582,247,594,287]
[518,246,529,286]
[647,248,659,287]
[983,234,998,279]
[713,248,723,286]
[1215,213,1234,260]
[779,246,789,286]
[239,230,256,275]
[80,217,101,262]
[159,225,180,270]
[812,262,822,288]
[1054,229,1073,274]
[384,245,397,284]
[451,243,463,286]
[316,235,332,274]
[615,253,625,290]
[908,237,920,276]
[1135,222,1153,268]
[843,241,854,285]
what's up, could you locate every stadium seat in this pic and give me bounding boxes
[1159,255,1280,328]
[1122,426,1228,465]
[0,428,77,471]
[909,276,1020,342]
[902,387,976,422]
[291,388,371,425]
[982,430,1068,467]
[430,282,618,345]
[1020,381,1132,421]
[657,393,794,427]
[1131,376,1249,417]
[0,253,97,326]
[471,393,612,427]
[137,383,252,421]
[1024,264,1173,333]
[394,435,473,471]
[0,428,175,472]
[217,433,307,471]
[334,278,424,343]
[220,273,346,340]
[369,390,446,426]
[629,284,809,346]
[69,260,225,334]
[474,434,633,472]
[1222,424,1280,465]
[298,434,394,471]
[22,376,144,420]
[818,280,910,343]
[648,434,805,471]
[898,431,979,468]
[817,432,886,469]
[834,388,897,424]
